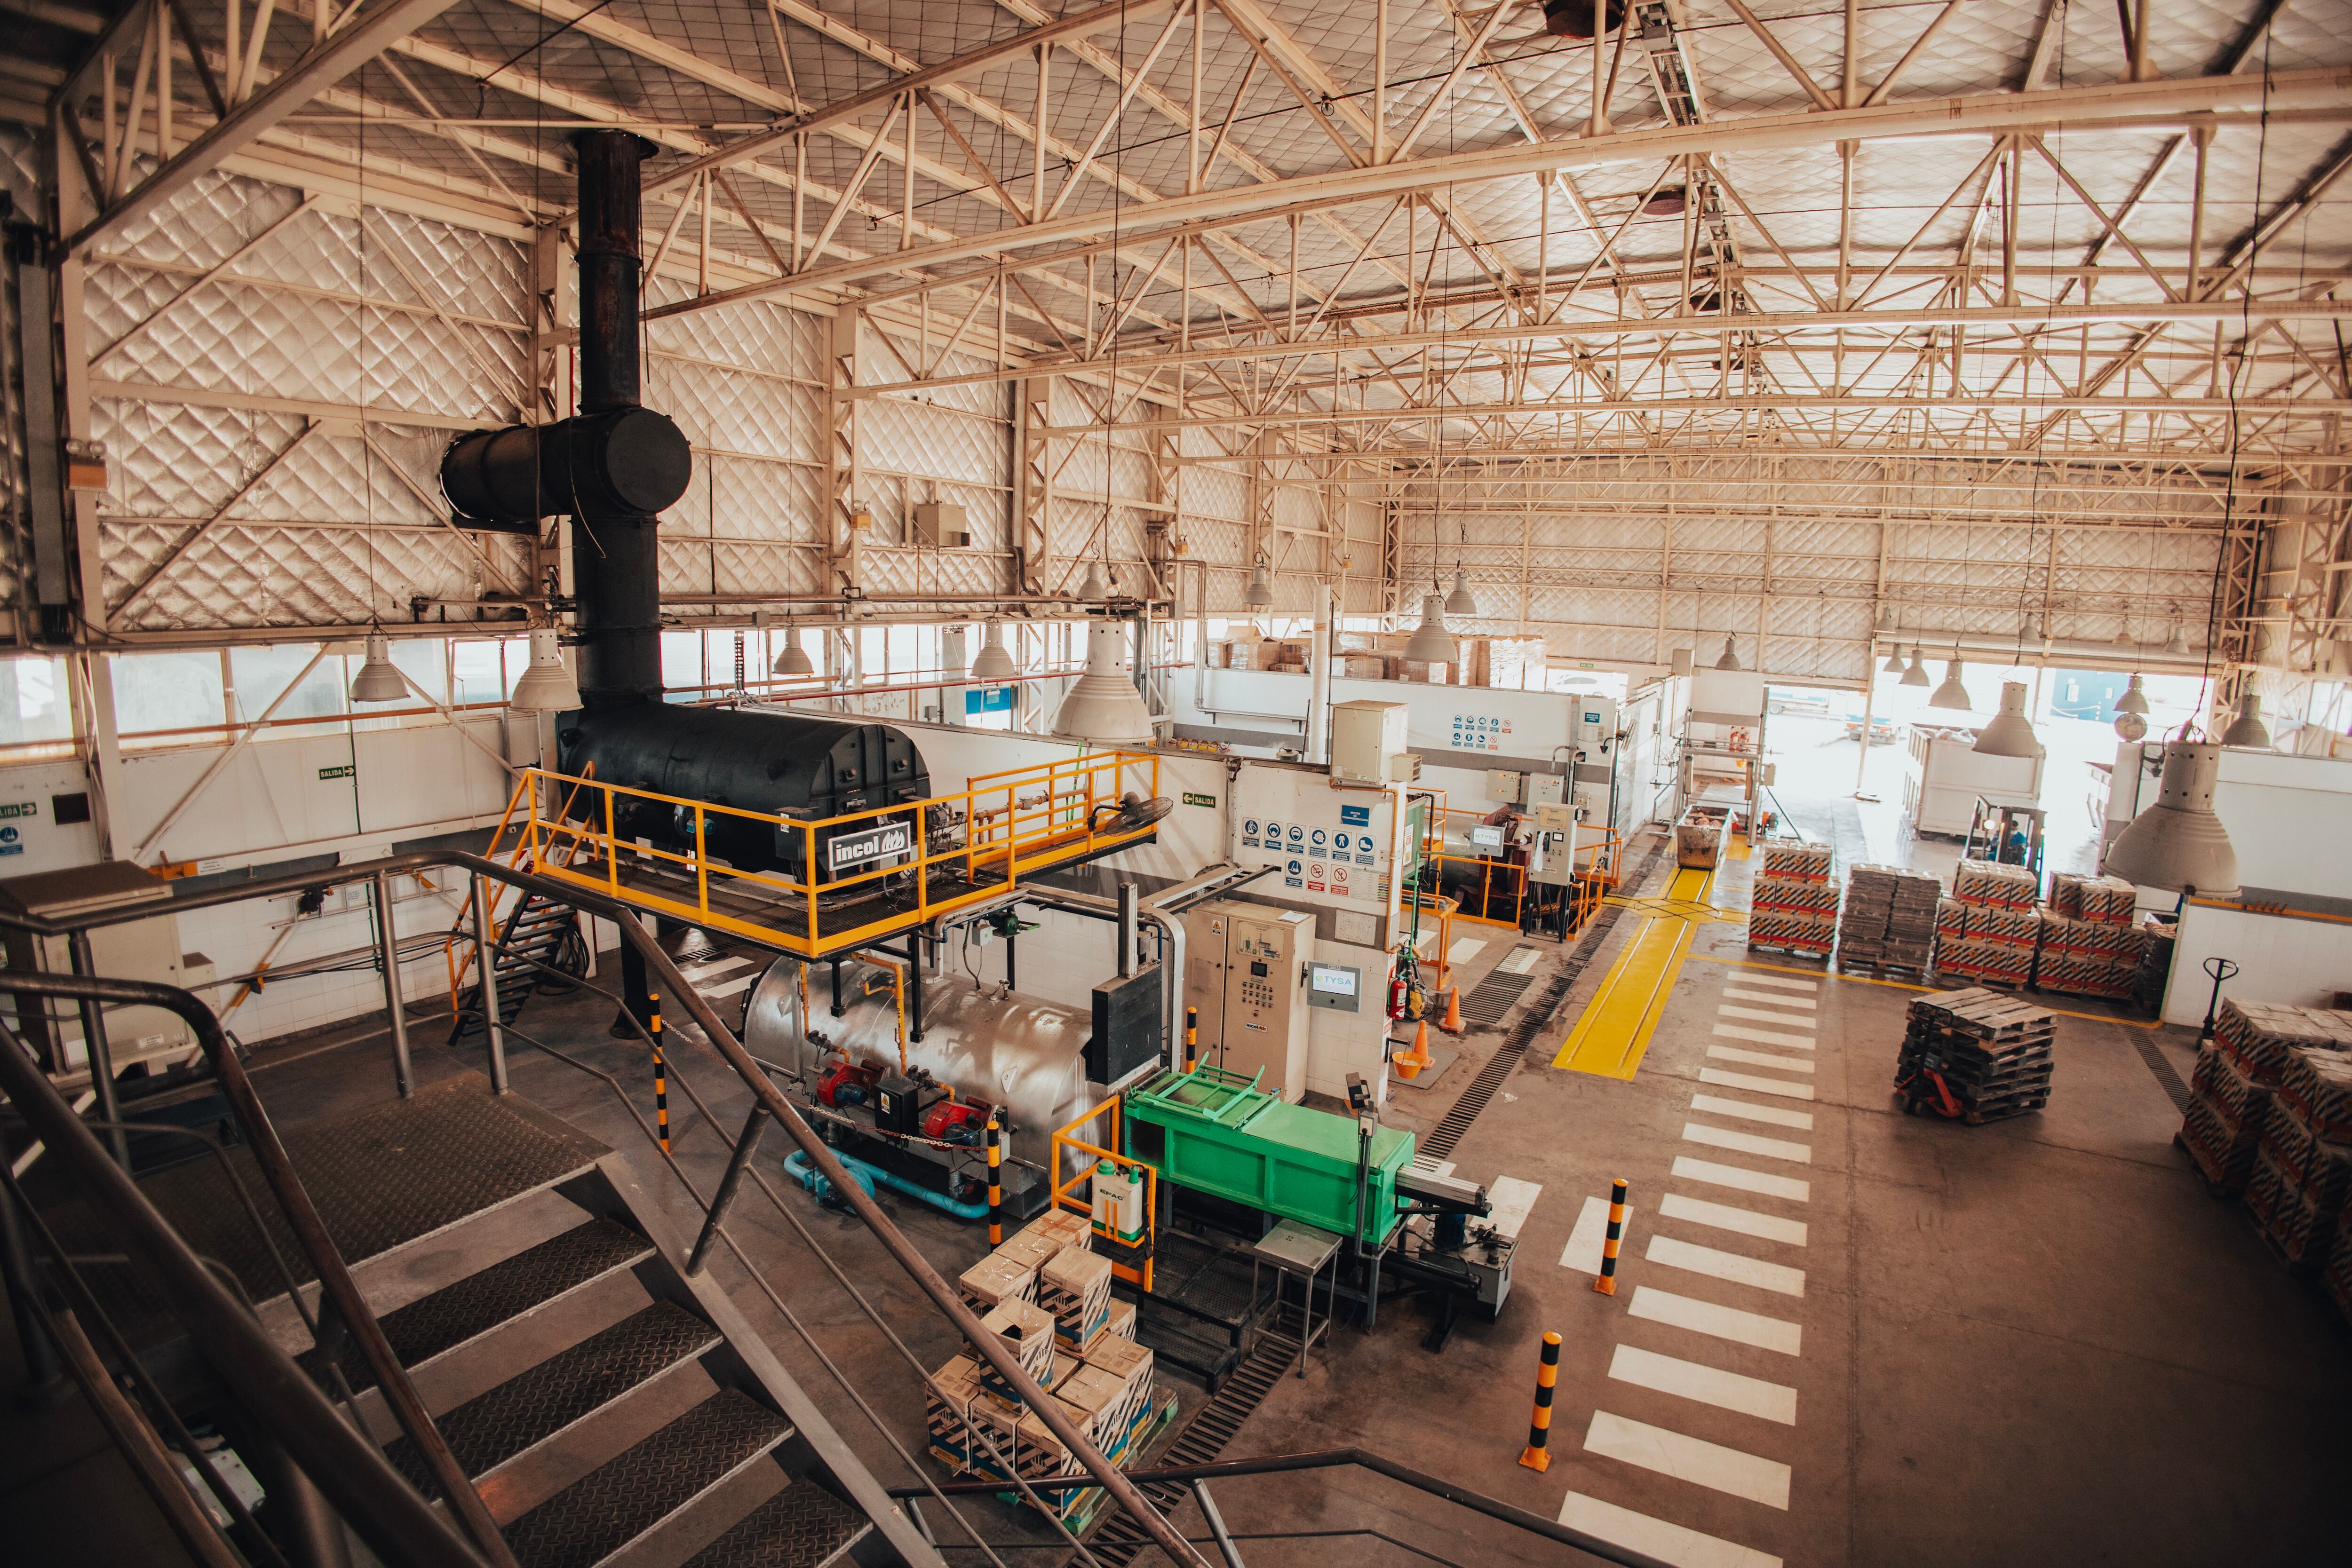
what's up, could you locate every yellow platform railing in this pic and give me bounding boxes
[509,750,1160,959]
[1048,1095,1158,1292]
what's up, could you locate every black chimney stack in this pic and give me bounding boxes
[440,129,689,710]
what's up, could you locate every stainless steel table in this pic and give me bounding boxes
[1251,1219,1344,1378]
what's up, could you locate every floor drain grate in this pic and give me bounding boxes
[1077,1336,1295,1566]
[2131,1032,2193,1113]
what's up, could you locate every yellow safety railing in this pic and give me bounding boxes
[1048,1095,1157,1292]
[445,764,597,1020]
[510,750,1161,959]
[1419,815,1624,936]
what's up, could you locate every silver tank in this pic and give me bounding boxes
[739,957,1098,1176]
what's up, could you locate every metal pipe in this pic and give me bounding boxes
[1194,560,1210,713]
[1306,581,1332,765]
[0,1183,69,1408]
[1192,1481,1248,1568]
[371,869,411,1098]
[470,875,508,1094]
[65,932,128,1171]
[1118,883,1138,979]
[687,1107,767,1275]
[0,998,499,1568]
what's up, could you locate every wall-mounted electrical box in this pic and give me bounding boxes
[912,502,969,547]
[1485,769,1525,804]
[1330,700,1410,783]
[1305,962,1361,1012]
[1526,772,1566,807]
[1181,900,1313,1101]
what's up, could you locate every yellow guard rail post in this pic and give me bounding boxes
[1048,1096,1158,1293]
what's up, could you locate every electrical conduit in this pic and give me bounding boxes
[783,1149,990,1220]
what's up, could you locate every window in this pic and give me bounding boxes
[451,640,506,706]
[661,630,705,695]
[113,651,229,744]
[0,656,74,756]
[230,644,344,736]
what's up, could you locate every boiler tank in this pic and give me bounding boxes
[741,957,1097,1180]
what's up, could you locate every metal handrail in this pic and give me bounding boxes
[883,1446,1676,1568]
[0,1009,495,1568]
[0,849,1212,1568]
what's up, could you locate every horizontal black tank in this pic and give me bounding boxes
[560,705,931,879]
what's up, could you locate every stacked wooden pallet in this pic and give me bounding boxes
[1839,863,1940,971]
[1748,840,1837,955]
[1895,988,2055,1123]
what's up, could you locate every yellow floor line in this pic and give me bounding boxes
[1554,866,1713,1079]
[1693,953,2167,1028]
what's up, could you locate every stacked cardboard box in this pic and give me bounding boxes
[2177,1044,2277,1194]
[2033,914,2151,1001]
[2049,872,2137,924]
[1938,858,2041,987]
[1748,841,1838,954]
[2328,1212,2352,1325]
[1038,1245,1114,1351]
[2245,1049,2352,1272]
[1838,864,1940,970]
[2214,998,2352,1084]
[1895,988,2055,1123]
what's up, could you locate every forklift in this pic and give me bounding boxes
[1963,798,2047,879]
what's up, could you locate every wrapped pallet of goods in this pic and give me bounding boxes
[2213,999,2352,1086]
[2244,1051,2352,1273]
[1952,857,2040,910]
[2329,1213,2352,1326]
[2177,1044,2278,1195]
[1838,864,1939,972]
[1748,841,1838,955]
[2033,914,2151,1002]
[1938,858,2041,987]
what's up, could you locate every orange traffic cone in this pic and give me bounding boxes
[1439,986,1464,1035]
[1396,1019,1433,1079]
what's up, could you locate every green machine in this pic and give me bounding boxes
[1122,1066,1415,1245]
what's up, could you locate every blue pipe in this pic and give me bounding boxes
[783,1148,990,1221]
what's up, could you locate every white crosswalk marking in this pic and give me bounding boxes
[1584,1411,1793,1508]
[1728,972,1817,991]
[1557,1492,1783,1568]
[1629,1285,1803,1355]
[701,972,759,1000]
[1689,1094,1813,1131]
[1661,1193,1809,1246]
[1697,1069,1816,1101]
[679,955,752,982]
[1683,1122,1811,1163]
[1712,1022,1818,1049]
[1561,1194,1639,1273]
[1722,987,1817,1009]
[1707,1045,1817,1073]
[1672,1156,1812,1203]
[1609,1343,1797,1425]
[1647,1235,1807,1297]
[1718,1003,1819,1026]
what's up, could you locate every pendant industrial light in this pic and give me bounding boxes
[1078,560,1108,602]
[1051,620,1156,744]
[2105,740,2239,894]
[1875,605,1898,634]
[1901,645,1930,687]
[1972,681,2043,758]
[1714,634,1742,671]
[2164,619,2191,656]
[509,628,581,712]
[350,633,405,703]
[970,620,1017,683]
[1444,565,1478,617]
[2220,694,2272,749]
[1243,561,1274,609]
[773,628,815,678]
[1928,651,1973,710]
[1882,644,1906,675]
[1404,592,1458,665]
[2115,673,2151,715]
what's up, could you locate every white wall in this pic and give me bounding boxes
[2164,901,2352,1026]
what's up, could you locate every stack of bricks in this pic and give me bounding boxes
[2245,1044,2352,1271]
[1747,840,1838,954]
[1936,858,2042,987]
[1838,864,1941,971]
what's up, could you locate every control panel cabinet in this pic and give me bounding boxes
[1181,900,1313,1102]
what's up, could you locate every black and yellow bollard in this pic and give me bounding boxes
[1184,1006,1199,1074]
[1518,1331,1561,1471]
[985,1115,1003,1246]
[1593,1178,1628,1295]
[649,988,669,1155]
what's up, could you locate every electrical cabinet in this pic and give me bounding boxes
[1181,900,1312,1102]
[1330,700,1409,784]
[911,502,969,547]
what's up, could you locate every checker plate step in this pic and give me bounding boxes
[679,1480,871,1568]
[504,1389,789,1568]
[329,1219,652,1393]
[386,1300,720,1493]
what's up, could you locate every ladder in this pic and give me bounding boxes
[447,768,596,1043]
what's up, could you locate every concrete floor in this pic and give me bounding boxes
[7,815,2348,1566]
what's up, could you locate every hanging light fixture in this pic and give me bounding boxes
[509,628,581,712]
[2115,673,2151,715]
[1901,645,1931,687]
[1928,652,1973,710]
[2105,740,2239,894]
[2220,694,2272,749]
[350,633,405,703]
[1714,634,1742,671]
[1404,592,1458,665]
[2022,611,2042,641]
[1243,562,1274,609]
[1051,621,1156,744]
[971,620,1017,683]
[1972,681,2043,758]
[2164,620,2191,656]
[2114,710,2148,742]
[1444,565,1478,617]
[1875,605,1898,634]
[1078,561,1108,602]
[1881,644,1906,675]
[773,627,815,678]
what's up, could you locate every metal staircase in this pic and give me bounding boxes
[199,1075,934,1568]
[449,890,585,1045]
